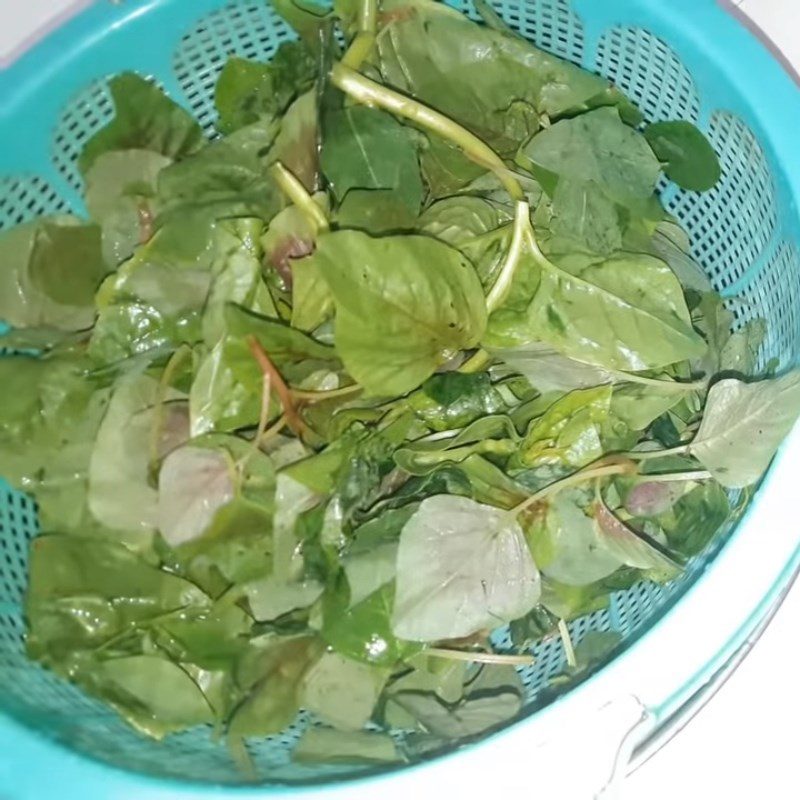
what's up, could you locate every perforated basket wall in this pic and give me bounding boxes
[0,0,798,789]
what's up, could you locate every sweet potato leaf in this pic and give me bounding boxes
[84,149,172,266]
[644,121,721,192]
[593,498,682,576]
[214,43,315,134]
[322,106,423,214]
[79,73,204,176]
[519,386,611,468]
[393,496,540,641]
[0,218,108,332]
[91,656,214,739]
[526,490,622,586]
[520,107,661,207]
[377,0,610,155]
[310,231,487,395]
[300,652,388,730]
[689,374,800,487]
[229,636,322,737]
[486,216,706,372]
[293,728,400,763]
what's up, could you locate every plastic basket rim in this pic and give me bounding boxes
[1,0,800,796]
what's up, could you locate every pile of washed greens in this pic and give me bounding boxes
[2,0,800,768]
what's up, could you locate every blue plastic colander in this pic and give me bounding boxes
[1,1,799,797]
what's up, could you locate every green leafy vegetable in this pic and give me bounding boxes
[273,0,332,49]
[9,0,797,767]
[343,510,404,606]
[644,121,721,192]
[394,416,517,475]
[293,728,400,763]
[491,344,613,393]
[519,386,611,468]
[309,231,487,395]
[409,372,506,431]
[658,482,731,558]
[84,149,172,266]
[229,637,322,737]
[89,372,187,533]
[485,209,706,372]
[202,218,276,345]
[156,118,284,227]
[91,656,214,739]
[157,446,236,546]
[527,490,623,586]
[651,221,713,293]
[0,353,111,533]
[687,374,800,488]
[273,91,320,192]
[610,383,687,432]
[393,496,540,640]
[321,106,423,214]
[26,533,209,668]
[335,188,419,234]
[264,198,327,299]
[624,480,688,518]
[300,652,388,730]
[88,220,215,365]
[214,43,315,134]
[79,73,204,177]
[386,664,523,738]
[376,0,611,156]
[0,218,108,331]
[323,580,420,666]
[593,497,681,576]
[190,304,338,434]
[549,178,624,254]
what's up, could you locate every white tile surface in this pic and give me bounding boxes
[741,0,800,71]
[0,1,799,798]
[622,586,800,800]
[0,0,85,65]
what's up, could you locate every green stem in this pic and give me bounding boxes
[149,344,191,473]
[270,162,329,233]
[426,647,535,666]
[614,372,707,393]
[256,414,287,447]
[512,462,634,516]
[486,201,530,312]
[341,34,376,68]
[634,470,711,483]
[412,439,517,468]
[626,444,691,462]
[330,64,524,201]
[459,349,492,374]
[558,619,577,669]
[463,222,514,249]
[228,737,257,781]
[358,0,377,32]
[341,0,377,69]
[290,383,363,402]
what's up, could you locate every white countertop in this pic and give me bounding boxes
[1,1,799,798]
